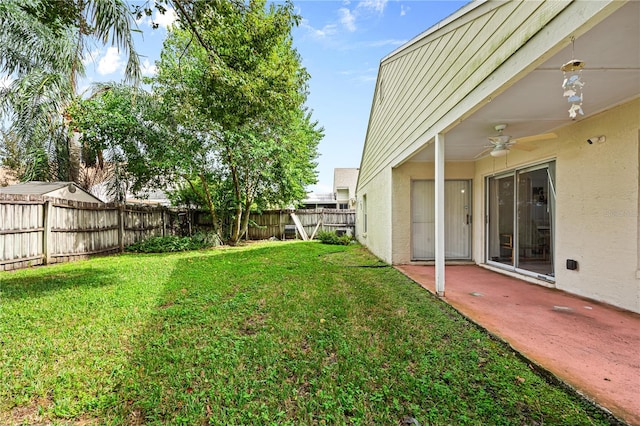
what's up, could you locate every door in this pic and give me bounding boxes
[411,180,472,260]
[486,163,555,278]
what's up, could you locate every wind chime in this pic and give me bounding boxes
[561,36,585,119]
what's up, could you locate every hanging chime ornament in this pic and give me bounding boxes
[561,37,585,119]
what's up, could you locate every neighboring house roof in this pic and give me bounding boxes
[126,189,171,206]
[0,181,103,203]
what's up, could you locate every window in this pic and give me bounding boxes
[362,194,368,234]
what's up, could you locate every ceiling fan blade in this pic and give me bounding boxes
[510,144,535,152]
[514,132,557,144]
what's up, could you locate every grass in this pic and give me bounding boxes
[0,241,611,425]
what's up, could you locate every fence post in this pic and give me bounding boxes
[43,200,53,264]
[118,204,125,253]
[161,207,166,237]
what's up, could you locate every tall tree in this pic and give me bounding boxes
[71,0,322,243]
[153,0,320,243]
[0,0,140,184]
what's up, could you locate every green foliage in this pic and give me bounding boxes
[0,242,611,425]
[0,0,141,184]
[69,86,172,201]
[149,1,322,244]
[71,1,322,244]
[316,230,353,245]
[125,232,221,253]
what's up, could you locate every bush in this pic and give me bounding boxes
[316,231,352,246]
[125,232,221,253]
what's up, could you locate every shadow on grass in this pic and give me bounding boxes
[105,242,335,424]
[0,268,120,301]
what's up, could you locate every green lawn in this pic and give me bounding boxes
[0,242,610,425]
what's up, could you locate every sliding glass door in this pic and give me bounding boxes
[487,174,515,266]
[487,162,555,278]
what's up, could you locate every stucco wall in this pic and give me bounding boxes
[356,168,393,263]
[392,161,475,264]
[474,98,640,313]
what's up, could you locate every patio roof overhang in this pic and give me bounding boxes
[407,1,639,163]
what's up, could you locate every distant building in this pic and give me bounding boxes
[301,168,359,209]
[333,168,359,209]
[0,181,103,203]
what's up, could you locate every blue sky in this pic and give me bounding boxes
[81,0,469,194]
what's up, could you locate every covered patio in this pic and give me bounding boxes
[397,264,640,425]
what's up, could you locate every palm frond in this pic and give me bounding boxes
[87,0,141,84]
[0,1,76,76]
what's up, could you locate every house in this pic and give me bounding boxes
[334,168,359,209]
[302,167,359,209]
[356,1,639,313]
[0,181,104,203]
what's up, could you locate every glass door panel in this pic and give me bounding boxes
[488,175,515,266]
[516,167,554,276]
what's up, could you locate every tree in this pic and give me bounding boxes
[71,0,322,243]
[0,0,140,184]
[151,0,321,243]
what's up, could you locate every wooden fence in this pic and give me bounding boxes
[0,193,169,271]
[247,209,356,240]
[0,193,355,271]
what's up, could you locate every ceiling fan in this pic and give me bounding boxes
[475,124,557,158]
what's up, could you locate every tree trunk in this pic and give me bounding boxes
[240,197,252,241]
[227,151,243,244]
[194,174,220,237]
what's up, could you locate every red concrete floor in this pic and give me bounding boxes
[397,264,640,425]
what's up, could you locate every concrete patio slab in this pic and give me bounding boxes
[396,264,640,425]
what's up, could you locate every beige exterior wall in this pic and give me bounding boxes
[356,168,392,263]
[391,162,475,264]
[474,98,640,313]
[334,168,359,208]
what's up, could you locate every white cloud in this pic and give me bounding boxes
[136,7,177,30]
[97,47,123,75]
[338,8,357,32]
[400,5,408,16]
[301,0,389,40]
[357,0,387,15]
[82,48,101,66]
[301,19,338,39]
[153,8,178,29]
[141,59,157,76]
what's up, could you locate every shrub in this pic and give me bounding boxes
[316,230,352,246]
[125,232,221,253]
